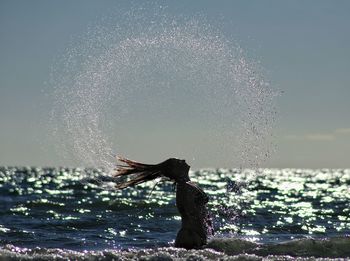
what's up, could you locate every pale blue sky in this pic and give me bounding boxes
[0,1,349,168]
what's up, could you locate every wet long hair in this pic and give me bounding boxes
[114,157,173,189]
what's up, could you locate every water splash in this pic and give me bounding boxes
[51,8,276,171]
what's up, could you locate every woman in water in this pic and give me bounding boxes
[114,157,213,249]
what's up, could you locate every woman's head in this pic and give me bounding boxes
[114,157,190,189]
[161,158,190,182]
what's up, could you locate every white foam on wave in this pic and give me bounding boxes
[2,237,350,260]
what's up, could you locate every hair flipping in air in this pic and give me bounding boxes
[114,157,171,189]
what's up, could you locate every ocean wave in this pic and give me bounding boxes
[1,237,350,260]
[206,237,350,258]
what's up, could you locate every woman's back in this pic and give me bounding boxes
[175,181,210,249]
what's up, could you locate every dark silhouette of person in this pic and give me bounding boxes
[114,157,213,249]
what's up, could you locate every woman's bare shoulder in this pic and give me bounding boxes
[185,182,208,202]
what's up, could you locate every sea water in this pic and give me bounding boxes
[1,167,349,260]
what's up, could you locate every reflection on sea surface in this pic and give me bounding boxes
[0,167,349,250]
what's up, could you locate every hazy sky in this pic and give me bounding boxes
[0,0,349,168]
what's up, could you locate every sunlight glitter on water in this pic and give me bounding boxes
[1,167,350,250]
